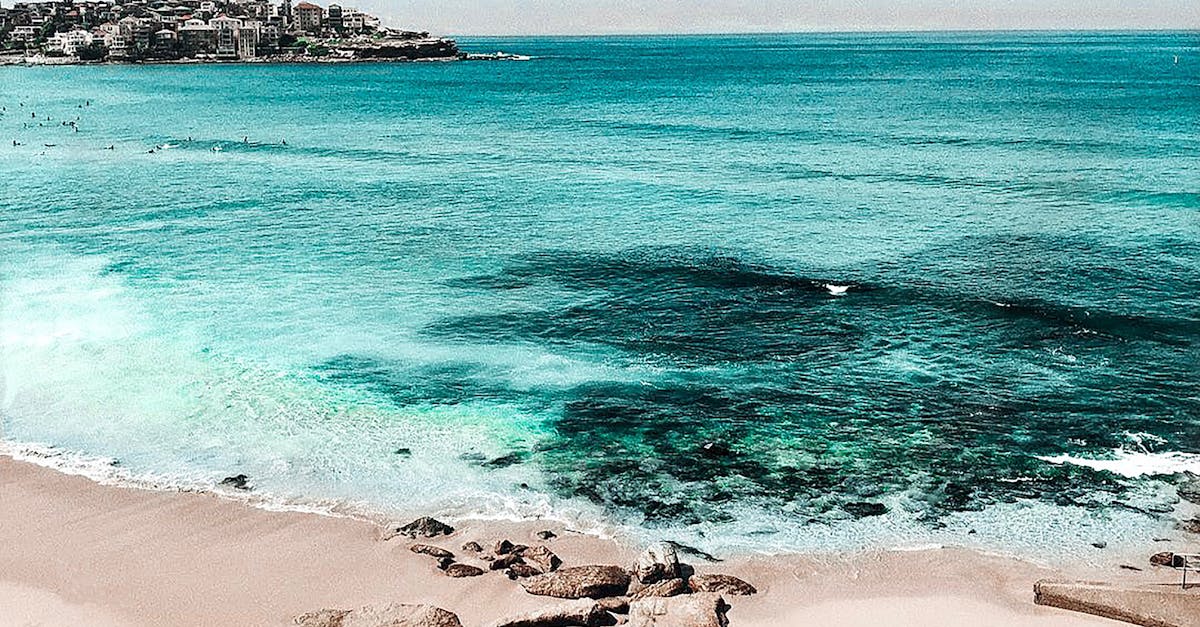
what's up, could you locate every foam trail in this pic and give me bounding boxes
[1037,450,1200,478]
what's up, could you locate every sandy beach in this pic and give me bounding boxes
[0,455,1160,626]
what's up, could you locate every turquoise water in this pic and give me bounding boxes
[2,32,1199,555]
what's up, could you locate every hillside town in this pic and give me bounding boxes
[0,0,460,62]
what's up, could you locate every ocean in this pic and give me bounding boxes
[2,32,1198,557]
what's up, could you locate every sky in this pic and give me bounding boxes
[367,0,1200,35]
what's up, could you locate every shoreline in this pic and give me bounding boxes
[0,453,1162,626]
[0,54,464,66]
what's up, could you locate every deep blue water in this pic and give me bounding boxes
[2,32,1199,555]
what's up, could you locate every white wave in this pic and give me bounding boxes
[1037,450,1200,478]
[823,284,850,295]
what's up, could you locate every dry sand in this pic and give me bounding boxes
[0,455,1160,626]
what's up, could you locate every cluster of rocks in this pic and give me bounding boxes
[298,518,756,627]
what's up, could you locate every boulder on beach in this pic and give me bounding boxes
[688,574,756,596]
[522,565,632,599]
[462,541,483,553]
[517,545,562,573]
[495,539,528,555]
[635,542,680,584]
[536,530,557,540]
[445,563,485,578]
[486,599,612,627]
[411,544,455,559]
[393,517,455,539]
[1151,552,1175,566]
[490,553,525,570]
[630,577,688,599]
[296,603,463,627]
[506,563,543,579]
[628,593,729,627]
[597,597,630,615]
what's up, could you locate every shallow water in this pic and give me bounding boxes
[2,32,1199,556]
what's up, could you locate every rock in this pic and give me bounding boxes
[1120,564,1143,571]
[220,474,250,490]
[597,597,630,615]
[506,563,542,579]
[295,609,351,627]
[462,541,483,553]
[394,517,455,539]
[688,574,756,596]
[842,501,887,517]
[537,530,558,540]
[517,546,562,573]
[634,542,680,584]
[628,593,729,627]
[445,563,485,578]
[630,578,687,599]
[1151,552,1175,566]
[490,553,525,570]
[411,544,455,560]
[698,442,731,458]
[495,539,528,555]
[484,452,526,468]
[1178,517,1200,534]
[1178,476,1200,505]
[522,565,632,599]
[486,599,611,627]
[1091,541,1107,549]
[395,448,412,457]
[296,603,462,627]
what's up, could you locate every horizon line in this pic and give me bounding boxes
[443,27,1200,38]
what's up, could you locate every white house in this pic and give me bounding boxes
[47,28,95,55]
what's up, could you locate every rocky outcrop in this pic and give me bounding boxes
[630,578,687,599]
[628,593,729,627]
[411,544,455,559]
[334,38,459,61]
[688,574,756,596]
[485,599,612,627]
[462,541,483,553]
[296,603,462,627]
[522,565,632,599]
[634,542,680,585]
[392,517,455,539]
